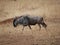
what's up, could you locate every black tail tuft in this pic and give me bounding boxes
[41,22,47,28]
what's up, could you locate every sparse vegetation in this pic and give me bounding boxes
[0,0,60,45]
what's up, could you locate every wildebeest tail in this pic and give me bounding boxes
[40,17,47,28]
[41,22,47,28]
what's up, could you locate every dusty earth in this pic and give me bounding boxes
[0,0,60,45]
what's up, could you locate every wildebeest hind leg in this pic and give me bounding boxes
[28,25,33,34]
[38,24,41,31]
[22,26,25,31]
[28,25,32,29]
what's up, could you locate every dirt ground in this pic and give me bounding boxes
[0,0,60,45]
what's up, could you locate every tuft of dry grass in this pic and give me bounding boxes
[0,0,60,45]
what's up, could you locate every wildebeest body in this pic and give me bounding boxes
[13,15,47,30]
[27,16,43,25]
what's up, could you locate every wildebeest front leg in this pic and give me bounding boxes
[28,25,32,29]
[38,24,41,30]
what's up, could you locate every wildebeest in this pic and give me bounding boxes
[13,15,47,30]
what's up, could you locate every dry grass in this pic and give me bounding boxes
[0,0,60,45]
[0,15,60,45]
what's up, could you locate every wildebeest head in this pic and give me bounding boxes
[13,17,18,27]
[13,16,22,27]
[13,16,29,27]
